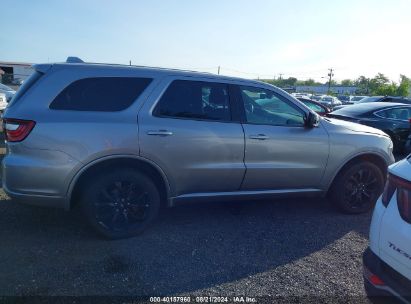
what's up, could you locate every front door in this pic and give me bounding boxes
[237,85,329,190]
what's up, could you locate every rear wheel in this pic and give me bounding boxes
[330,162,384,214]
[81,169,160,239]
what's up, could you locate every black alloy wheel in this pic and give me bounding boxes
[81,169,160,239]
[331,162,385,214]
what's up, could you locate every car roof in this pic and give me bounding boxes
[40,61,266,86]
[331,102,410,116]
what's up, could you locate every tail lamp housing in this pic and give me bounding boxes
[381,173,411,223]
[3,118,36,142]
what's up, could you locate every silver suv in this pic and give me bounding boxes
[2,58,395,238]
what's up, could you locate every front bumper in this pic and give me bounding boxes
[363,248,411,303]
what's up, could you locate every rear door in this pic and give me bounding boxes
[139,77,246,197]
[235,85,329,191]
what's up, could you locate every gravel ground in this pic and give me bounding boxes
[0,188,374,303]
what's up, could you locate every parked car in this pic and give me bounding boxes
[328,102,411,153]
[297,97,331,116]
[0,92,7,112]
[11,78,24,86]
[2,57,395,238]
[318,96,342,109]
[363,155,411,301]
[334,96,411,111]
[350,95,368,103]
[0,83,16,102]
[358,96,411,105]
[336,95,353,104]
[311,94,324,102]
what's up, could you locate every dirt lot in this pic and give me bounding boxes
[0,191,373,303]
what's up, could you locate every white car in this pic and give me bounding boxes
[0,92,7,112]
[319,96,342,108]
[364,155,411,302]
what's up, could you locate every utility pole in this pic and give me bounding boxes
[279,73,283,80]
[327,68,334,93]
[217,66,220,75]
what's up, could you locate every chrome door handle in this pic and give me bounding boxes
[147,130,173,136]
[249,134,269,140]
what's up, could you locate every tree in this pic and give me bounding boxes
[354,76,370,94]
[397,74,410,97]
[369,73,390,94]
[374,82,397,96]
[341,79,354,86]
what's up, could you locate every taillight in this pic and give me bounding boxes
[381,175,397,207]
[3,118,36,142]
[363,265,385,286]
[397,181,411,224]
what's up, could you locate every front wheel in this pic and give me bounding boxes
[330,162,385,214]
[81,169,161,239]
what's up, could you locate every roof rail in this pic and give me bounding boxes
[66,56,84,63]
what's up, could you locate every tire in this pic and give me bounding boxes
[330,161,385,214]
[81,169,160,239]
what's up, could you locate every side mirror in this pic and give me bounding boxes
[305,112,320,128]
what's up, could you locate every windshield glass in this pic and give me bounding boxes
[351,96,366,102]
[356,96,382,104]
[0,83,13,91]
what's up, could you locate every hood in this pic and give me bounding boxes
[321,117,388,137]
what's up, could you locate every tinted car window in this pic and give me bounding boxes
[50,77,152,111]
[8,71,43,108]
[240,86,305,126]
[376,107,411,120]
[154,80,231,121]
[302,101,324,113]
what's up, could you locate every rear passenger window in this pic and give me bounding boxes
[154,80,231,121]
[50,77,152,111]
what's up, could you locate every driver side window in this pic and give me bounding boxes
[239,86,305,126]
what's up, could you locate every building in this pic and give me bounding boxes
[0,61,34,84]
[296,85,358,95]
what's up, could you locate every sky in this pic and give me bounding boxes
[1,0,410,83]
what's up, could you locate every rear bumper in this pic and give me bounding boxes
[1,146,79,209]
[4,186,69,209]
[363,248,411,303]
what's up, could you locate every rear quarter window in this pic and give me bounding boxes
[7,71,43,108]
[50,77,152,111]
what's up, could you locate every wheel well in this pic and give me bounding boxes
[70,158,169,209]
[328,153,388,193]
